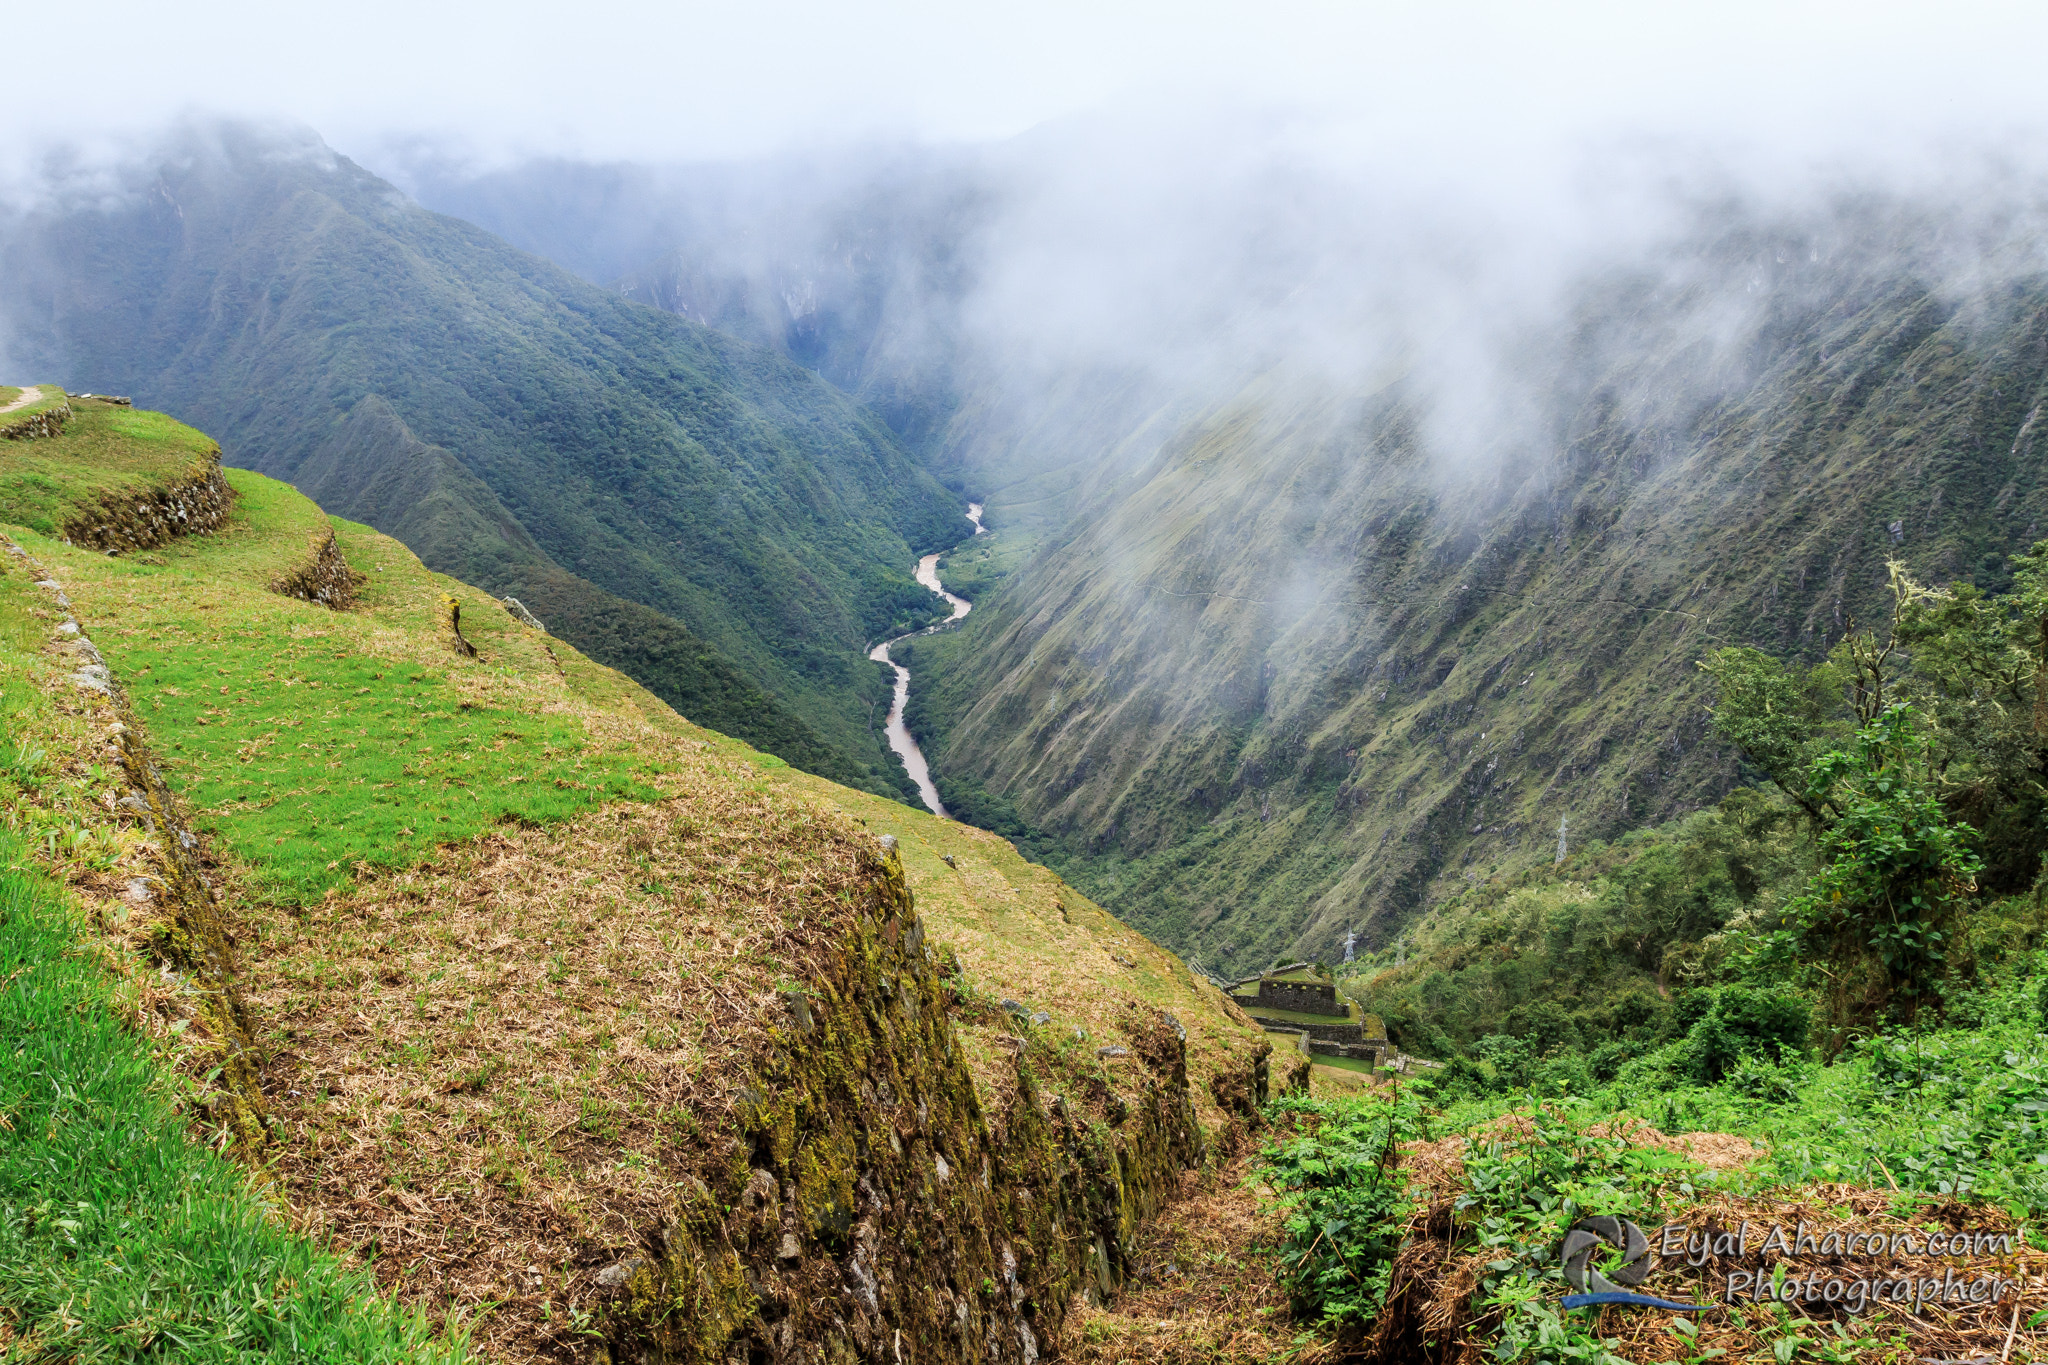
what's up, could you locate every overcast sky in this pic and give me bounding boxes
[8,1,2048,168]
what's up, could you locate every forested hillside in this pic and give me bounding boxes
[399,149,985,463]
[0,124,969,799]
[908,208,2048,975]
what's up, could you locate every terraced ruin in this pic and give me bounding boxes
[0,396,1275,1362]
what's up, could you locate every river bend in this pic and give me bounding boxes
[869,503,984,815]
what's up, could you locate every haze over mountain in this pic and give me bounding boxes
[349,123,2048,973]
[0,125,970,801]
[13,3,2048,980]
[19,9,2048,1361]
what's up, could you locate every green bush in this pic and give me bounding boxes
[1473,1033,1537,1089]
[1587,1040,1632,1084]
[1679,985,1810,1083]
[1260,1093,1416,1329]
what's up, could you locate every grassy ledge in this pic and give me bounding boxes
[0,558,463,1360]
[0,402,216,537]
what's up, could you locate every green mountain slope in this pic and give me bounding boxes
[0,124,969,798]
[287,393,879,788]
[908,228,2048,976]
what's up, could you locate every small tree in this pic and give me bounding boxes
[1749,703,1981,1041]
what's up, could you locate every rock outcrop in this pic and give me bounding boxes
[501,595,546,632]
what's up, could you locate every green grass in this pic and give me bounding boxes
[30,469,671,905]
[0,838,465,1360]
[0,403,217,538]
[1310,1053,1379,1075]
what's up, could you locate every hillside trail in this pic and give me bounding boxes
[869,502,985,816]
[0,385,47,414]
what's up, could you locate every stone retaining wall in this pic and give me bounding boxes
[1310,1038,1389,1065]
[611,841,1251,1363]
[0,402,72,441]
[63,455,235,551]
[3,538,268,1151]
[269,530,362,610]
[1243,1012,1366,1043]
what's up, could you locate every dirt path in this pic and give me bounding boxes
[0,384,47,415]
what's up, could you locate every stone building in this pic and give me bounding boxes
[1230,962,1348,1018]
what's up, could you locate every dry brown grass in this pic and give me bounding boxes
[244,776,877,1361]
[1061,1151,1330,1365]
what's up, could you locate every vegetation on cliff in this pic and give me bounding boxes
[1249,539,2048,1363]
[904,216,2048,978]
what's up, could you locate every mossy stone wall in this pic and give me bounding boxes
[268,529,362,609]
[63,455,234,552]
[609,844,1231,1364]
[0,403,72,441]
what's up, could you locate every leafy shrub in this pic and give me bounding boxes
[1532,1051,1593,1097]
[1679,985,1809,1083]
[1458,1102,1700,1365]
[1473,1033,1536,1089]
[1587,1040,1632,1084]
[1416,1052,1492,1105]
[1260,1094,1417,1328]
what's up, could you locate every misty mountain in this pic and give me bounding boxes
[0,124,971,798]
[902,204,2048,974]
[393,145,2048,975]
[393,146,986,463]
[398,140,1212,540]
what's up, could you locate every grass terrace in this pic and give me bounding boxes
[0,402,217,538]
[24,469,674,905]
[0,828,467,1363]
[0,416,1272,1359]
[0,522,466,1361]
[771,762,1267,1127]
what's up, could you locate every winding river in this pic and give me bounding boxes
[870,503,986,816]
